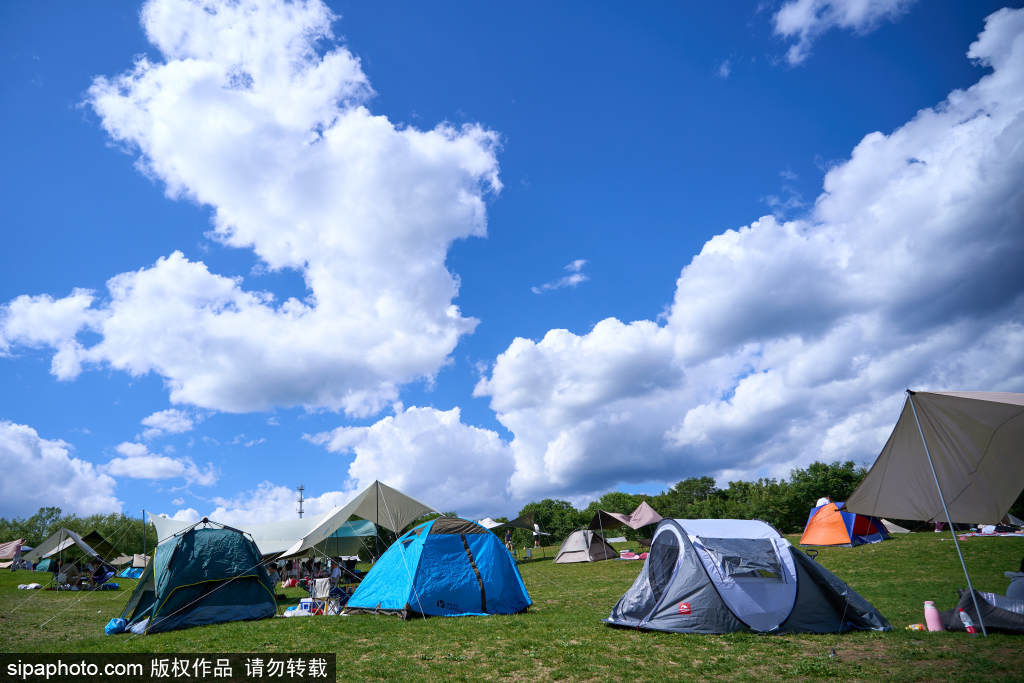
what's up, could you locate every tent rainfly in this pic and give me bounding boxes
[845,390,1024,637]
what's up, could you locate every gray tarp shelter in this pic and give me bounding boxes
[845,390,1024,637]
[605,519,890,634]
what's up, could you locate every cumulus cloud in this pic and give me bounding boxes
[141,408,195,439]
[774,0,916,64]
[106,442,217,485]
[170,508,200,523]
[0,0,499,416]
[307,405,513,517]
[202,481,352,526]
[531,259,589,294]
[475,8,1024,500]
[0,421,121,517]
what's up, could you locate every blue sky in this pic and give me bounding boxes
[2,0,1022,524]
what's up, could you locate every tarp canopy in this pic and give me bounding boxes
[589,501,663,531]
[478,513,536,532]
[81,530,119,562]
[112,553,150,568]
[282,480,436,557]
[846,392,1024,524]
[22,528,100,564]
[0,539,25,560]
[152,482,431,557]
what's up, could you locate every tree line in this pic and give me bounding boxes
[0,506,154,561]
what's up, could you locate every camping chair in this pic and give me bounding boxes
[308,578,345,615]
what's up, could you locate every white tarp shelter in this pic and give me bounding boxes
[846,391,1024,524]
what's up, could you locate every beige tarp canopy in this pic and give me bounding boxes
[152,481,436,558]
[22,528,100,564]
[479,513,537,532]
[111,553,150,568]
[846,391,1024,524]
[0,539,26,560]
[281,481,435,557]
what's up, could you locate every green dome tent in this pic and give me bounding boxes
[120,520,276,635]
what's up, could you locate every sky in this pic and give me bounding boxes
[1,0,1023,526]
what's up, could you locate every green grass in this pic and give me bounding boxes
[1,534,1021,680]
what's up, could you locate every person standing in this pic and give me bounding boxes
[504,528,513,553]
[533,523,540,549]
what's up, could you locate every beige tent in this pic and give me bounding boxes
[553,530,618,563]
[846,390,1024,637]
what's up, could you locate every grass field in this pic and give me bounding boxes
[1,533,1021,680]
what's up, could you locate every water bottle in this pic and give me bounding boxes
[924,601,944,631]
[958,608,978,635]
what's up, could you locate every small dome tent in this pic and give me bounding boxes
[553,530,618,563]
[345,517,531,618]
[120,520,276,635]
[605,519,890,634]
[800,502,889,547]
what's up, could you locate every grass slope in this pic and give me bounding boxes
[1,533,1021,680]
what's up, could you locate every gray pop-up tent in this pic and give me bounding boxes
[605,518,890,634]
[845,390,1024,636]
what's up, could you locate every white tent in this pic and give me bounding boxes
[846,390,1024,637]
[553,530,618,563]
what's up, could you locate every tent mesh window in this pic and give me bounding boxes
[698,538,782,581]
[649,532,679,602]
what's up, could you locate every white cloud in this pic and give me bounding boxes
[0,421,121,517]
[718,59,732,79]
[0,0,500,416]
[475,9,1024,500]
[171,497,184,506]
[774,0,916,64]
[106,442,217,485]
[170,507,200,523]
[203,481,352,526]
[531,259,589,294]
[141,408,194,439]
[307,405,513,518]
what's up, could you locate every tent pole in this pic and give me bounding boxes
[907,391,987,636]
[375,482,380,563]
[142,509,146,558]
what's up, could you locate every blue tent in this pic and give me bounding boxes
[346,517,531,618]
[119,521,276,634]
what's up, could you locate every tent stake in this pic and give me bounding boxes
[907,391,987,636]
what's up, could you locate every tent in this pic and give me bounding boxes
[605,519,891,634]
[22,528,100,565]
[881,519,911,534]
[151,481,435,558]
[553,530,619,563]
[0,539,26,560]
[478,512,537,532]
[800,502,889,546]
[34,558,55,573]
[845,390,1024,635]
[120,520,276,635]
[589,501,663,531]
[344,517,531,618]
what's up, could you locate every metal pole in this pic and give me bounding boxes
[142,509,146,557]
[907,391,987,636]
[375,482,380,562]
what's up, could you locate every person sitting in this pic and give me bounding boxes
[266,563,281,588]
[88,560,107,587]
[329,561,341,586]
[57,562,80,586]
[1006,556,1024,600]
